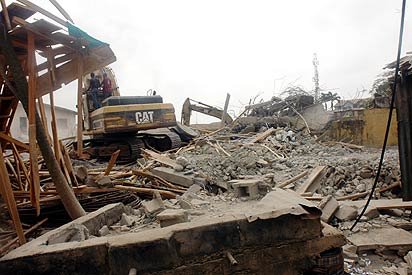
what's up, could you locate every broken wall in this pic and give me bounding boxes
[329,108,397,146]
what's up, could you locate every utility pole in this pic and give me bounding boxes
[312,53,320,102]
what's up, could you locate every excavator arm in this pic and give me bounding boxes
[181,98,233,126]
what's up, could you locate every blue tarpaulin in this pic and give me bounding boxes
[68,23,108,48]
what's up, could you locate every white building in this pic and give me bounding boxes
[10,103,77,142]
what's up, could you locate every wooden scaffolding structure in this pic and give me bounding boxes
[0,0,116,251]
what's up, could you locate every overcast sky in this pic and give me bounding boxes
[32,0,412,123]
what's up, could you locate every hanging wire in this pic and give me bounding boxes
[351,0,407,231]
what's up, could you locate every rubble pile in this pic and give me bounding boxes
[1,124,410,274]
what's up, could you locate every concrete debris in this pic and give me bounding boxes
[120,213,134,227]
[74,165,88,183]
[151,166,194,187]
[335,204,358,221]
[175,156,190,168]
[362,207,380,220]
[98,225,110,237]
[96,176,113,188]
[47,224,90,245]
[347,226,412,254]
[156,209,189,227]
[229,179,261,199]
[142,197,165,215]
[318,195,339,223]
[405,251,412,269]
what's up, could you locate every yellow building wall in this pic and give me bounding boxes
[329,108,398,147]
[362,108,398,147]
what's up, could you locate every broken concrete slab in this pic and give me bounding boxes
[178,198,193,209]
[335,204,358,221]
[0,193,344,275]
[120,213,134,227]
[318,195,339,223]
[340,199,412,211]
[362,207,379,220]
[98,225,110,237]
[142,198,165,215]
[48,223,90,245]
[156,209,189,227]
[347,225,412,253]
[151,166,194,187]
[181,184,202,200]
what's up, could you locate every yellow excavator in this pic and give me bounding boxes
[80,68,196,161]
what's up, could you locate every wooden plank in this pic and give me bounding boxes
[336,182,401,201]
[36,45,116,98]
[36,52,76,72]
[142,149,183,171]
[0,144,26,245]
[49,91,60,161]
[341,198,412,210]
[59,140,78,187]
[16,0,68,27]
[277,170,309,188]
[0,132,29,150]
[296,166,326,194]
[246,127,276,145]
[0,218,47,255]
[49,0,74,23]
[46,51,60,162]
[76,56,83,157]
[37,96,51,143]
[27,32,40,216]
[114,185,177,199]
[12,149,23,190]
[6,2,35,20]
[104,150,120,176]
[11,143,30,191]
[59,148,72,186]
[0,0,12,30]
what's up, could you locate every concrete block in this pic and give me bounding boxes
[230,179,260,199]
[157,209,189,227]
[142,198,165,215]
[151,167,194,187]
[335,204,358,221]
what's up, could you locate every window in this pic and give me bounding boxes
[57,118,68,129]
[19,117,27,134]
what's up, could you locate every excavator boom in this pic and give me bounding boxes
[181,98,233,126]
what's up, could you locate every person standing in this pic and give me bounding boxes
[86,72,101,109]
[101,72,113,100]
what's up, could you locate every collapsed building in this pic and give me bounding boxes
[1,1,412,275]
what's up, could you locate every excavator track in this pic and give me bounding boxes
[83,129,182,162]
[140,128,182,152]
